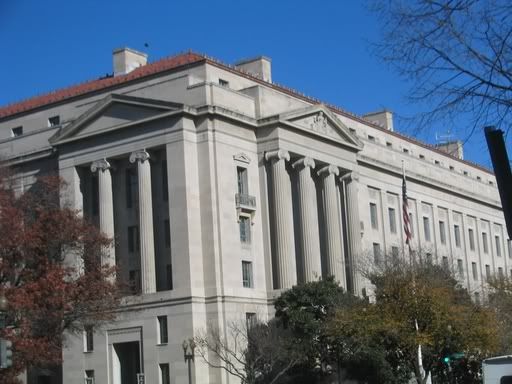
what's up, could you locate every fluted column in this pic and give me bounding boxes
[90,159,116,270]
[318,165,346,287]
[129,150,156,294]
[344,171,362,295]
[293,157,322,283]
[265,150,297,289]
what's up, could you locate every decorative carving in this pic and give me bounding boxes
[311,111,328,132]
[317,164,339,177]
[129,149,150,164]
[90,159,111,173]
[292,157,315,170]
[233,152,251,164]
[265,149,290,162]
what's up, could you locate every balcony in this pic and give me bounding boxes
[235,193,257,222]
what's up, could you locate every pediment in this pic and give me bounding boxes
[51,94,183,144]
[277,105,363,150]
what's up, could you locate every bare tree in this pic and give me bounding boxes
[195,319,303,384]
[370,0,512,136]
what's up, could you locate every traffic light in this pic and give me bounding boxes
[0,338,13,369]
[443,356,450,364]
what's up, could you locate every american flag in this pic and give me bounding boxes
[402,168,412,246]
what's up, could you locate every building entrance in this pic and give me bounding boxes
[112,341,141,384]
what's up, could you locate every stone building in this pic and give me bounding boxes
[0,48,509,384]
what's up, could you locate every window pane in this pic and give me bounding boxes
[457,259,464,277]
[370,203,378,229]
[482,233,489,253]
[239,216,251,243]
[485,264,491,281]
[388,208,396,233]
[237,167,248,195]
[472,262,478,280]
[454,225,461,247]
[160,363,170,384]
[373,243,381,265]
[423,217,430,241]
[468,229,475,251]
[158,316,168,344]
[439,221,446,244]
[242,261,253,288]
[496,235,502,257]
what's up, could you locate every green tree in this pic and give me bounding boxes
[487,276,512,354]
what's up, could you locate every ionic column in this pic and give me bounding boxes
[343,171,362,295]
[318,165,346,287]
[129,150,156,294]
[265,150,297,289]
[90,159,116,270]
[293,157,321,283]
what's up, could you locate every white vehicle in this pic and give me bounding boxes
[483,355,512,384]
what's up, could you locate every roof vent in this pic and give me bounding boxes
[113,47,148,77]
[363,110,394,131]
[235,56,272,83]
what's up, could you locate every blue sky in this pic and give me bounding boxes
[0,0,506,168]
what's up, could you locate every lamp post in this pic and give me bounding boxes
[182,338,196,384]
[0,295,6,329]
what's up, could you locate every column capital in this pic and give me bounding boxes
[90,159,112,173]
[340,170,359,183]
[265,149,290,162]
[292,156,315,170]
[129,149,150,164]
[317,164,339,177]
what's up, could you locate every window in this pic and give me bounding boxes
[498,267,504,278]
[242,261,253,288]
[125,168,138,208]
[246,312,256,330]
[370,203,378,229]
[472,262,478,280]
[157,316,168,344]
[373,243,381,265]
[482,232,489,253]
[159,363,170,384]
[434,160,440,165]
[349,128,356,134]
[128,226,140,253]
[477,176,481,181]
[166,264,173,290]
[239,216,251,243]
[485,264,491,281]
[388,208,397,233]
[85,370,95,384]
[48,115,60,127]
[508,239,512,259]
[474,292,480,305]
[84,327,93,352]
[391,246,399,262]
[367,135,375,141]
[454,225,461,248]
[386,142,392,147]
[11,126,22,137]
[463,170,468,176]
[423,217,431,241]
[457,259,464,277]
[439,221,446,245]
[237,167,248,195]
[164,219,171,248]
[442,256,449,270]
[129,269,141,293]
[468,228,475,251]
[219,78,229,87]
[162,160,168,202]
[426,253,433,264]
[409,213,414,237]
[495,235,502,257]
[419,154,425,159]
[449,165,454,170]
[403,148,409,154]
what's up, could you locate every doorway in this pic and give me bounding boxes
[112,341,141,384]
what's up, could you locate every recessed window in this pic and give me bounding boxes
[166,264,173,290]
[489,180,494,185]
[84,327,94,352]
[242,261,253,288]
[160,364,170,384]
[246,312,257,330]
[495,235,502,257]
[409,213,414,238]
[454,225,461,248]
[128,226,140,253]
[419,154,425,159]
[11,126,23,137]
[463,170,468,176]
[482,232,489,253]
[164,219,171,248]
[434,160,440,165]
[498,267,504,278]
[129,270,141,293]
[349,128,356,134]
[85,370,95,384]
[370,203,378,230]
[472,262,478,280]
[48,115,60,127]
[423,217,431,242]
[367,135,375,141]
[477,176,481,181]
[237,167,248,195]
[426,253,433,264]
[239,216,251,243]
[386,141,392,148]
[219,79,229,87]
[157,316,168,344]
[485,264,491,281]
[125,168,138,208]
[442,256,449,270]
[468,228,475,251]
[373,243,381,265]
[388,207,397,234]
[457,259,464,277]
[402,148,409,154]
[449,166,454,171]
[391,246,399,262]
[439,221,446,245]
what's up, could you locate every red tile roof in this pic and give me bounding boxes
[0,51,206,119]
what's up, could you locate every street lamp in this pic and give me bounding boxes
[182,338,196,384]
[0,294,7,329]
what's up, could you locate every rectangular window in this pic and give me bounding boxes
[388,208,397,234]
[423,217,431,242]
[439,221,446,244]
[468,228,475,251]
[242,261,253,288]
[472,262,478,280]
[239,216,251,243]
[128,226,140,253]
[160,363,170,384]
[482,232,489,253]
[164,219,171,248]
[246,312,256,330]
[386,142,392,147]
[454,225,461,248]
[442,256,449,270]
[219,78,229,87]
[495,235,502,257]
[409,213,414,237]
[84,327,94,352]
[129,269,141,293]
[457,259,464,277]
[508,239,512,259]
[370,203,378,230]
[237,167,248,195]
[162,160,168,202]
[166,264,173,290]
[485,264,491,281]
[11,126,23,137]
[125,168,138,208]
[426,253,433,264]
[498,267,504,278]
[391,246,399,262]
[48,115,60,127]
[373,243,381,265]
[368,135,375,141]
[85,370,95,384]
[157,316,168,344]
